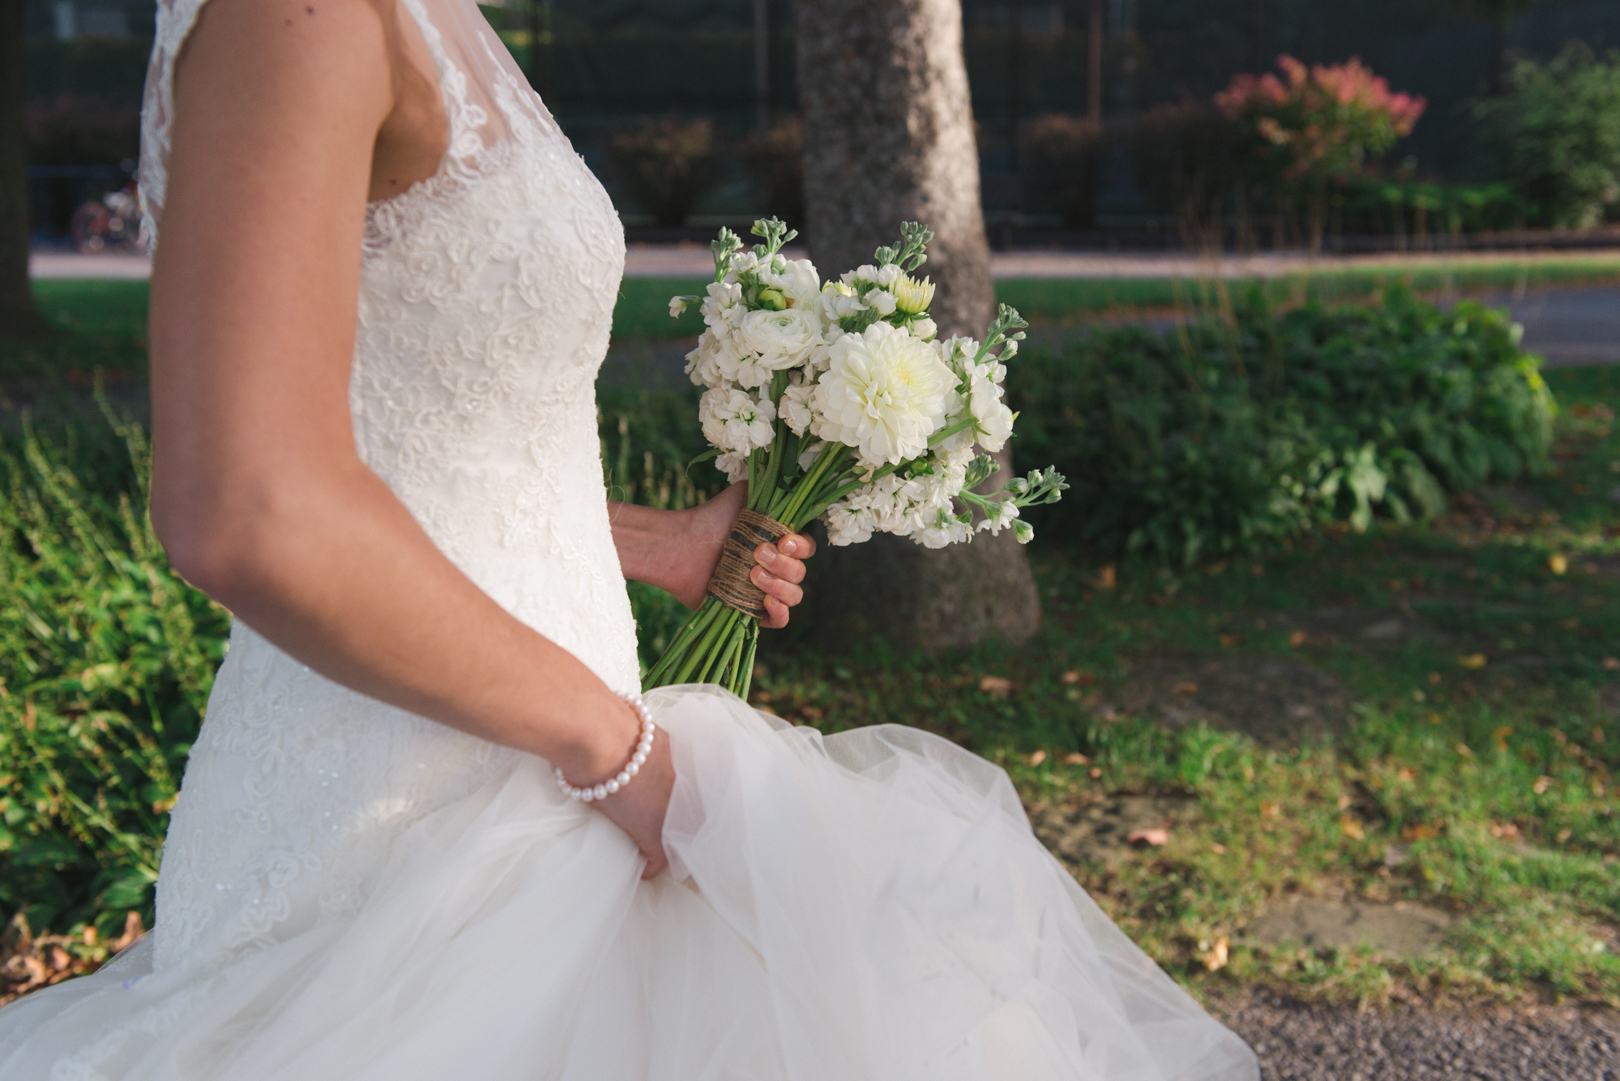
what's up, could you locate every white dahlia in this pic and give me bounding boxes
[811,322,957,468]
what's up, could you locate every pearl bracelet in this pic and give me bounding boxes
[553,693,656,803]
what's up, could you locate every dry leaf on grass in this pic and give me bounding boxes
[1062,752,1089,765]
[1488,822,1522,841]
[978,675,1013,698]
[1171,681,1198,696]
[1126,827,1170,847]
[1338,815,1366,840]
[1533,775,1554,794]
[1288,630,1308,648]
[1026,749,1047,766]
[1401,822,1441,841]
[1458,653,1487,669]
[1095,564,1117,590]
[1200,936,1230,972]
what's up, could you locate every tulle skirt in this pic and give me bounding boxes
[0,685,1257,1080]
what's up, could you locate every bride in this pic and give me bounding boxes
[0,0,1257,1077]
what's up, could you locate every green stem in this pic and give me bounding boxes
[737,625,759,701]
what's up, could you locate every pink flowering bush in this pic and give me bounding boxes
[1215,56,1426,246]
[1216,55,1427,184]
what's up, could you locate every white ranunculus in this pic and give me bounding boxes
[911,317,938,341]
[777,382,816,436]
[969,376,1015,453]
[735,306,824,372]
[761,258,820,307]
[865,289,898,316]
[847,265,881,285]
[699,388,776,453]
[811,322,958,468]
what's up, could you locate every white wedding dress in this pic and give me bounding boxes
[0,1,1257,1077]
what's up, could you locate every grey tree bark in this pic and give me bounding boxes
[792,0,1041,654]
[1,0,48,338]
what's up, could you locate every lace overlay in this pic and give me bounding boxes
[135,0,639,981]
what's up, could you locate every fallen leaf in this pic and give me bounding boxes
[1533,775,1554,794]
[1172,681,1199,695]
[1096,564,1117,590]
[1557,827,1573,844]
[1549,553,1568,575]
[1288,630,1308,647]
[1603,657,1620,671]
[1088,767,1102,779]
[1218,633,1238,647]
[1260,801,1281,819]
[1401,822,1440,841]
[1488,822,1522,841]
[1428,672,1442,685]
[1061,670,1100,687]
[1062,752,1090,766]
[1210,843,1228,855]
[1458,653,1487,669]
[1200,936,1230,972]
[979,675,1014,698]
[1397,767,1417,781]
[1339,815,1366,840]
[1455,742,1475,758]
[1337,792,1352,810]
[1126,827,1170,847]
[1026,749,1047,766]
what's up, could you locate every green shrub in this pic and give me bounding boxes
[1475,43,1620,229]
[1008,286,1554,566]
[0,412,226,936]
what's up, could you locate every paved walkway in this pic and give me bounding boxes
[29,248,1620,368]
[32,245,1620,282]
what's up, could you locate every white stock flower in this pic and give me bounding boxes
[684,329,732,389]
[735,306,824,372]
[913,505,972,549]
[1013,518,1035,544]
[778,382,817,435]
[820,281,868,322]
[715,450,751,483]
[699,388,776,453]
[797,440,828,473]
[825,500,875,546]
[700,281,747,340]
[977,499,1021,536]
[969,376,1015,453]
[865,289,898,316]
[911,317,938,341]
[847,265,881,285]
[812,322,958,468]
[669,296,693,318]
[875,263,903,288]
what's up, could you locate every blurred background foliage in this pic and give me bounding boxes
[18,0,1620,242]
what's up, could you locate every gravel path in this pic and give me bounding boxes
[1210,991,1620,1080]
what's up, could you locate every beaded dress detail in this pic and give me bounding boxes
[0,1,1257,1077]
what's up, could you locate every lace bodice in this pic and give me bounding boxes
[138,0,640,976]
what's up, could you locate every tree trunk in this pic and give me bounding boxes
[792,0,1041,654]
[0,0,49,338]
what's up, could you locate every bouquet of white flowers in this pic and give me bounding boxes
[643,218,1066,696]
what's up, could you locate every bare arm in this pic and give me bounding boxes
[150,0,670,871]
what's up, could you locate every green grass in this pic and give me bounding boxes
[618,254,1620,341]
[727,364,1620,1007]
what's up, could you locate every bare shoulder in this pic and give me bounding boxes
[172,0,395,131]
